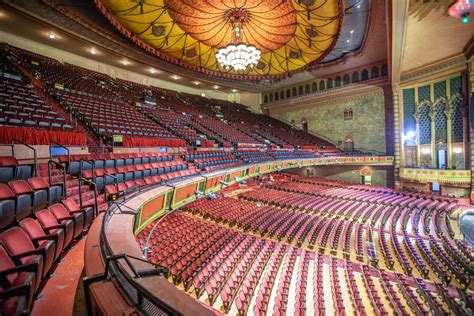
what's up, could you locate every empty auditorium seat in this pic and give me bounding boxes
[0,184,15,229]
[8,180,33,220]
[62,199,94,230]
[48,204,84,239]
[0,244,37,315]
[19,217,64,261]
[35,209,73,251]
[28,177,62,206]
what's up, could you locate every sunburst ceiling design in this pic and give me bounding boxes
[97,0,341,80]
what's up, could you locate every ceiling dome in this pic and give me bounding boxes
[98,0,341,80]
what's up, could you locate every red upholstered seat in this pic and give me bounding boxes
[36,209,73,250]
[0,244,36,315]
[20,217,64,261]
[8,180,33,220]
[0,156,18,167]
[0,184,15,229]
[62,198,94,230]
[48,203,84,239]
[0,226,53,281]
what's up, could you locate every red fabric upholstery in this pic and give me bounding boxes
[0,127,86,146]
[0,156,18,167]
[36,209,73,250]
[27,178,49,190]
[8,180,33,195]
[49,204,84,238]
[0,184,15,200]
[123,136,186,148]
[20,218,64,261]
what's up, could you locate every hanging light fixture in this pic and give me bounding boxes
[215,10,261,72]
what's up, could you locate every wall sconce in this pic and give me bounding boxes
[421,147,431,155]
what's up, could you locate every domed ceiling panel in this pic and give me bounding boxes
[97,0,341,80]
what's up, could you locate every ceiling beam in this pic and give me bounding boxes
[391,0,409,86]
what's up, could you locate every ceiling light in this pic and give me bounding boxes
[150,68,157,74]
[346,39,350,43]
[194,81,200,85]
[90,49,97,55]
[214,85,219,89]
[350,30,354,34]
[48,33,56,39]
[232,89,237,93]
[215,16,261,71]
[172,75,179,80]
[122,60,129,65]
[356,4,361,9]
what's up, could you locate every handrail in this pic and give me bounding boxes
[79,159,96,180]
[47,160,67,198]
[78,178,99,217]
[11,138,37,177]
[49,141,70,167]
[95,202,182,315]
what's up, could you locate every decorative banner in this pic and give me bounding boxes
[400,168,471,185]
[134,192,168,234]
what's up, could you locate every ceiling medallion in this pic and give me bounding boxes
[151,24,166,36]
[215,10,261,72]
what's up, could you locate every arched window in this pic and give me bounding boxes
[286,89,291,98]
[292,87,297,96]
[264,94,268,103]
[319,80,326,91]
[381,64,388,76]
[371,66,379,79]
[269,93,273,102]
[343,74,350,85]
[327,79,333,89]
[335,76,341,87]
[352,72,359,83]
[305,84,310,94]
[274,92,279,101]
[312,82,317,93]
[280,90,285,99]
[361,69,369,81]
[298,86,303,95]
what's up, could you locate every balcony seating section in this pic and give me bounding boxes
[233,150,271,163]
[195,117,261,145]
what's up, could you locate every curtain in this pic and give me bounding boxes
[122,136,187,147]
[0,126,86,146]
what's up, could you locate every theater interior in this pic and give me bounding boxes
[0,0,473,315]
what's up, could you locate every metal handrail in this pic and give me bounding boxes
[11,138,37,177]
[47,160,67,198]
[49,141,70,167]
[78,178,99,217]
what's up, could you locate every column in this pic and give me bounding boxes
[393,84,401,188]
[429,105,437,168]
[413,106,421,166]
[445,99,454,169]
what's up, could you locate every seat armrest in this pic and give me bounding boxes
[0,262,38,277]
[32,234,59,246]
[58,215,76,221]
[15,248,46,258]
[0,283,31,299]
[44,224,66,231]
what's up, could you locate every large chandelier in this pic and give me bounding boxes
[215,15,261,72]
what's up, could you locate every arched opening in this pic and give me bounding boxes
[305,84,310,94]
[371,66,379,79]
[269,93,273,102]
[298,86,303,95]
[327,79,333,89]
[381,64,388,76]
[343,74,350,85]
[352,71,359,83]
[344,135,354,152]
[274,92,279,101]
[312,82,317,93]
[286,89,291,98]
[292,87,297,96]
[361,69,369,81]
[280,90,285,99]
[359,167,372,185]
[264,94,268,103]
[319,80,326,91]
[335,76,341,87]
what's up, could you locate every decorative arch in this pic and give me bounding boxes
[359,167,372,176]
[327,79,333,89]
[371,66,379,79]
[286,89,291,98]
[269,93,274,102]
[312,82,317,93]
[352,71,359,83]
[343,74,350,85]
[264,94,268,103]
[344,134,354,151]
[335,76,341,87]
[274,92,279,101]
[319,80,326,91]
[292,87,297,97]
[280,90,285,99]
[361,69,369,81]
[305,84,310,94]
[298,86,303,95]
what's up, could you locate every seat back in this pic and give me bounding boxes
[36,209,60,228]
[48,203,70,220]
[20,218,46,239]
[0,226,35,256]
[0,244,17,285]
[62,199,79,213]
[0,156,18,184]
